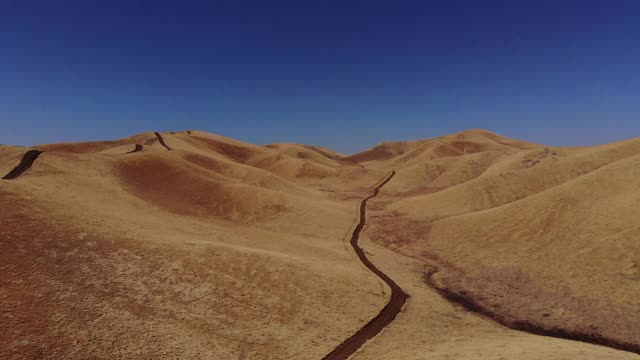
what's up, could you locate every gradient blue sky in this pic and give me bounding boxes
[1,0,639,153]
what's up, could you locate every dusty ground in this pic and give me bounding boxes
[1,129,639,359]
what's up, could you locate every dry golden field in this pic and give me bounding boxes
[1,129,638,359]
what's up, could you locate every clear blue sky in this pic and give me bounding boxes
[1,0,639,153]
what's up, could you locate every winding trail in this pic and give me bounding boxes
[154,132,172,150]
[2,150,44,180]
[323,171,408,360]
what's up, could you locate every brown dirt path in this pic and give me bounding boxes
[154,132,172,150]
[2,150,43,180]
[323,171,409,360]
[126,144,144,153]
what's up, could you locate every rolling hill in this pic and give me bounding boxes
[1,129,638,359]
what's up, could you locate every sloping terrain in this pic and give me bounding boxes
[36,132,157,154]
[0,132,387,359]
[0,146,32,176]
[1,129,639,359]
[363,130,640,356]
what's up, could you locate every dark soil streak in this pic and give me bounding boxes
[323,171,409,360]
[154,132,172,150]
[2,150,44,180]
[126,144,143,154]
[423,266,640,356]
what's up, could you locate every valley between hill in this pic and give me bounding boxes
[1,129,638,359]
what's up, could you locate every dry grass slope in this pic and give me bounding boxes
[364,131,640,356]
[1,128,639,359]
